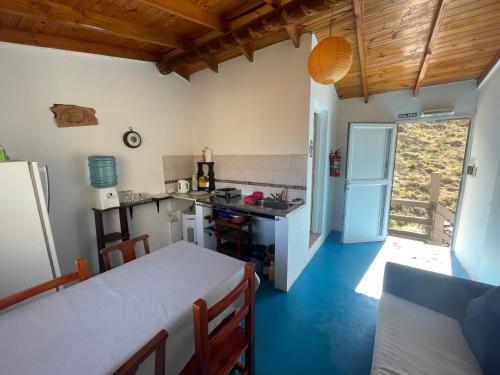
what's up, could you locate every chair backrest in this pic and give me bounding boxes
[100,234,150,271]
[113,329,168,375]
[0,258,89,310]
[193,262,255,375]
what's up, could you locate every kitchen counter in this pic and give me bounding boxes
[196,195,305,218]
[169,191,213,201]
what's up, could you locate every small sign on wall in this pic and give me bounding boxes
[397,112,420,119]
[50,104,98,127]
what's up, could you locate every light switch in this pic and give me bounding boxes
[467,157,477,176]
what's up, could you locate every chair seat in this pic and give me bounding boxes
[181,326,248,375]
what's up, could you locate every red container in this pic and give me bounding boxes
[253,191,264,199]
[244,196,256,205]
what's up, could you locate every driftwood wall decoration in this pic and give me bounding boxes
[50,104,98,127]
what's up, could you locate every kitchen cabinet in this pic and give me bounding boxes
[193,196,307,292]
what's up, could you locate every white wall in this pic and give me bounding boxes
[188,36,311,155]
[454,62,500,284]
[332,81,479,231]
[307,35,340,259]
[0,42,191,274]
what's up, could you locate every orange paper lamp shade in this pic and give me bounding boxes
[308,36,353,85]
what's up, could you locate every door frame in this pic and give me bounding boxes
[311,110,328,234]
[342,122,398,243]
[396,113,476,253]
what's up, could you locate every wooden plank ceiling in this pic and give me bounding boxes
[0,0,498,100]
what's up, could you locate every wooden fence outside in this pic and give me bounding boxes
[388,173,455,246]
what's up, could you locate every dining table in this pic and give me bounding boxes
[0,240,258,374]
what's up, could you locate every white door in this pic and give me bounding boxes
[342,123,397,243]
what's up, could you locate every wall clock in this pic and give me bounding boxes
[123,127,142,148]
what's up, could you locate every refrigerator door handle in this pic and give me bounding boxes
[45,166,50,212]
[41,165,50,212]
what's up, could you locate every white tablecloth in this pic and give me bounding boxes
[0,241,255,374]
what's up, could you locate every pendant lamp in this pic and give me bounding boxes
[308,9,353,85]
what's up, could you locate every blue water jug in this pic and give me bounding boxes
[88,156,117,188]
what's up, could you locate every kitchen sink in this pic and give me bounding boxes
[262,199,293,210]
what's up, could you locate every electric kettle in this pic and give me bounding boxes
[177,180,190,193]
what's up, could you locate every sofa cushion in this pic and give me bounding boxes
[371,292,482,375]
[461,286,500,375]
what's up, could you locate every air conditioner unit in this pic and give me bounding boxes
[420,108,455,118]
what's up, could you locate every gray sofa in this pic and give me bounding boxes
[371,262,494,375]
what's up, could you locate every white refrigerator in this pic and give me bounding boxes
[0,161,61,298]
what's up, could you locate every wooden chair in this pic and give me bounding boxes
[100,234,150,271]
[0,258,89,310]
[181,263,256,375]
[113,330,168,375]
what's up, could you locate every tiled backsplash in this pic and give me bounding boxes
[162,155,195,183]
[163,154,307,195]
[211,155,307,188]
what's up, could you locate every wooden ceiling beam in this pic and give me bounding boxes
[174,68,191,82]
[265,0,283,8]
[0,27,157,61]
[0,0,186,49]
[157,0,344,75]
[413,0,448,97]
[285,25,301,48]
[137,0,228,32]
[239,44,255,62]
[204,59,219,73]
[476,50,500,86]
[352,0,369,103]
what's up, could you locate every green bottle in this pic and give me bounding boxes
[0,145,7,162]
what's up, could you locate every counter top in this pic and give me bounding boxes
[195,195,305,218]
[169,191,213,201]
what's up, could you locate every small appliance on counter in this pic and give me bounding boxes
[215,187,241,200]
[177,179,190,193]
[201,147,213,162]
[88,156,120,210]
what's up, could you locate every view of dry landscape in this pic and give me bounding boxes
[390,119,469,238]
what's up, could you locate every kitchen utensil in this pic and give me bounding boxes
[229,214,247,224]
[290,198,305,205]
[244,195,256,205]
[215,187,241,199]
[118,190,133,204]
[177,179,190,193]
[253,191,264,200]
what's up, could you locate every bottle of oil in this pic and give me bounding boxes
[268,261,275,281]
[198,175,206,190]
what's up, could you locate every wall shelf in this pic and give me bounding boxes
[92,196,172,272]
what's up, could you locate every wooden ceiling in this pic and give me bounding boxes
[0,0,498,100]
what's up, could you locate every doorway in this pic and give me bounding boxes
[310,111,327,247]
[389,118,472,250]
[342,123,398,243]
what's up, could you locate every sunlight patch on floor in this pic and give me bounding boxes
[355,236,452,299]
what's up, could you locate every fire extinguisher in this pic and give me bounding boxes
[330,149,341,177]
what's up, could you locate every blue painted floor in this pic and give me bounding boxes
[254,232,468,375]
